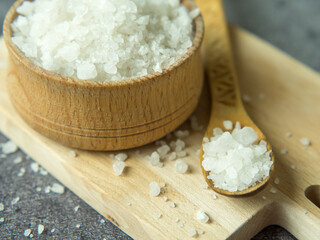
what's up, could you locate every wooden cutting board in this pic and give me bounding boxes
[0,26,319,239]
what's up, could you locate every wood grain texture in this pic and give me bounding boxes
[3,0,204,151]
[198,0,274,196]
[0,26,319,239]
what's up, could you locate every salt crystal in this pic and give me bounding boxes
[160,182,166,188]
[202,183,208,189]
[0,217,4,223]
[175,218,180,222]
[13,156,22,164]
[262,196,267,200]
[51,183,65,194]
[51,228,55,233]
[274,178,280,185]
[24,229,31,237]
[74,206,80,212]
[149,182,161,197]
[280,149,288,155]
[127,202,132,206]
[11,197,20,205]
[291,164,297,170]
[100,219,105,224]
[36,187,41,192]
[174,130,190,139]
[175,139,186,152]
[30,234,34,238]
[112,161,126,176]
[150,152,161,166]
[270,187,277,194]
[69,151,77,157]
[39,168,48,176]
[196,210,210,223]
[198,230,205,235]
[190,115,203,131]
[300,138,311,146]
[286,132,292,138]
[37,224,44,235]
[168,152,177,161]
[304,210,308,215]
[75,224,81,229]
[115,153,128,162]
[30,162,39,173]
[176,151,187,158]
[188,228,197,237]
[154,213,162,219]
[223,120,233,130]
[189,8,200,19]
[163,197,168,201]
[0,203,4,211]
[17,168,26,177]
[242,94,252,102]
[44,186,51,193]
[174,159,188,174]
[157,145,170,156]
[168,202,176,208]
[211,193,217,200]
[2,141,18,154]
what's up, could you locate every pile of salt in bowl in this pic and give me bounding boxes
[11,0,199,81]
[202,121,273,192]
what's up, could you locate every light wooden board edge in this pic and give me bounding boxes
[0,26,319,240]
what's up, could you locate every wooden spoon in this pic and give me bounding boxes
[198,0,274,196]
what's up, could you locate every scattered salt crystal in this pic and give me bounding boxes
[168,202,176,208]
[51,183,65,194]
[44,186,51,193]
[30,162,39,173]
[157,145,170,156]
[274,178,280,185]
[75,224,81,229]
[174,159,188,174]
[280,149,288,155]
[300,138,311,146]
[154,213,162,219]
[30,234,34,238]
[36,187,41,192]
[291,165,297,170]
[259,93,266,100]
[176,151,187,158]
[286,132,292,138]
[69,151,77,157]
[213,128,223,136]
[112,161,126,176]
[160,182,166,188]
[189,8,200,19]
[2,141,18,154]
[196,210,210,223]
[270,187,277,194]
[174,130,190,139]
[304,210,308,215]
[150,152,161,166]
[235,121,241,129]
[163,197,168,202]
[202,183,208,189]
[242,94,252,102]
[74,205,80,212]
[39,168,48,176]
[0,217,4,223]
[169,141,176,149]
[37,224,44,235]
[168,152,177,161]
[100,219,105,224]
[175,218,180,223]
[115,153,128,162]
[211,193,217,200]
[178,222,184,228]
[11,197,20,205]
[188,228,197,237]
[17,167,26,177]
[24,229,31,237]
[196,149,201,157]
[0,203,4,211]
[51,228,55,233]
[149,182,161,197]
[197,230,205,235]
[202,123,273,192]
[223,120,233,130]
[127,202,132,206]
[175,139,186,152]
[262,196,267,200]
[13,156,22,164]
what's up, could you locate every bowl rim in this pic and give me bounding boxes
[3,0,205,88]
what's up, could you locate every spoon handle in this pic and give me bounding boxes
[197,0,244,122]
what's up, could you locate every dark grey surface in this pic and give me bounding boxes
[0,0,318,239]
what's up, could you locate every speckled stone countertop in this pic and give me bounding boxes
[1,0,319,239]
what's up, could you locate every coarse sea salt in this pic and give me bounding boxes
[149,182,161,197]
[174,159,189,174]
[196,210,210,223]
[115,153,128,162]
[1,141,18,154]
[202,122,273,192]
[188,228,197,238]
[12,0,195,81]
[50,183,65,194]
[300,138,311,146]
[37,224,44,235]
[24,229,31,237]
[112,161,126,176]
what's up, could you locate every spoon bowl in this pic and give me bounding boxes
[198,0,274,196]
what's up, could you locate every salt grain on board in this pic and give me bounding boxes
[74,205,80,212]
[300,138,311,146]
[211,193,217,200]
[163,197,168,202]
[154,213,162,219]
[174,130,190,139]
[112,161,126,176]
[196,210,210,223]
[174,159,189,174]
[168,202,176,208]
[157,145,170,156]
[168,152,177,161]
[176,151,187,158]
[270,187,277,194]
[69,151,77,157]
[17,168,26,177]
[37,224,44,235]
[50,183,65,194]
[115,153,128,162]
[24,229,31,237]
[149,182,161,197]
[150,152,161,166]
[30,162,39,173]
[11,197,20,205]
[188,228,197,237]
[1,141,18,154]
[13,156,22,164]
[274,178,280,185]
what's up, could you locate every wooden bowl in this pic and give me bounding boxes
[3,0,204,151]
